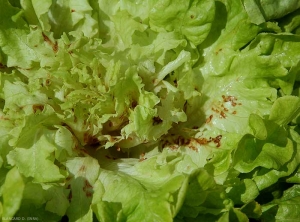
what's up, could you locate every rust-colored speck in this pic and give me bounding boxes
[71,9,75,12]
[45,79,51,86]
[42,32,58,53]
[83,180,93,198]
[222,95,238,107]
[206,115,213,123]
[32,104,44,113]
[194,137,209,145]
[211,135,222,147]
[220,111,226,119]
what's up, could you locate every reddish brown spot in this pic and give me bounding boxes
[83,133,100,146]
[52,42,58,52]
[153,116,163,125]
[82,180,93,198]
[211,135,222,147]
[42,32,58,53]
[84,180,93,188]
[32,104,44,113]
[212,107,220,113]
[222,95,239,107]
[220,111,226,119]
[206,115,213,123]
[190,15,195,19]
[45,79,51,86]
[194,137,209,145]
[116,147,121,151]
[232,111,237,114]
[131,100,138,109]
[71,9,75,12]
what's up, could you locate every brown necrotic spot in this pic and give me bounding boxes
[83,133,100,146]
[220,110,226,119]
[152,116,163,125]
[211,135,222,147]
[131,100,138,109]
[82,180,93,198]
[206,115,213,123]
[32,104,44,113]
[42,32,58,53]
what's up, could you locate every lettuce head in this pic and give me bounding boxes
[1,0,300,221]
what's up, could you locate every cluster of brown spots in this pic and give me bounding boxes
[210,135,222,147]
[42,32,58,53]
[209,95,242,120]
[82,180,93,197]
[32,104,44,113]
[192,135,222,148]
[162,133,223,150]
[222,95,241,107]
[162,135,197,151]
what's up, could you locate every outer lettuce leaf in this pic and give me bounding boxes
[242,0,300,24]
[261,185,300,221]
[1,167,24,220]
